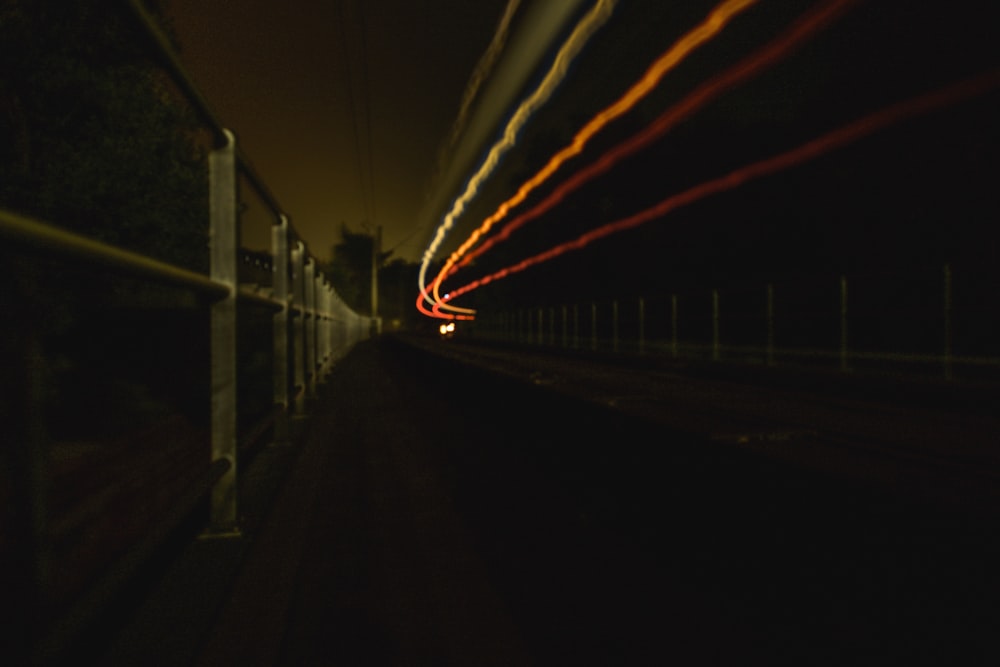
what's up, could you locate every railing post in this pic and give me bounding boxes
[591,302,598,352]
[305,257,317,398]
[207,129,239,536]
[271,215,290,444]
[638,297,645,355]
[316,273,327,374]
[335,294,345,355]
[711,289,720,361]
[943,263,953,380]
[572,304,579,350]
[313,268,325,373]
[840,275,849,372]
[612,299,619,354]
[561,305,568,349]
[323,281,333,370]
[766,283,775,366]
[291,242,306,415]
[549,306,556,346]
[671,294,678,359]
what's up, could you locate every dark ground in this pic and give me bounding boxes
[97,335,1000,666]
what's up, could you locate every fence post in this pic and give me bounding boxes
[561,305,568,349]
[317,276,328,373]
[326,282,337,364]
[711,289,720,361]
[612,299,619,354]
[207,128,239,536]
[638,297,645,355]
[314,268,325,372]
[304,258,316,398]
[291,242,306,415]
[271,215,290,444]
[573,304,579,350]
[766,283,775,366]
[943,263,953,380]
[591,302,598,352]
[839,275,849,372]
[671,294,678,359]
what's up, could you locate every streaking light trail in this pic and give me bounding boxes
[418,0,619,319]
[442,68,1000,302]
[428,0,760,316]
[445,0,857,298]
[429,0,856,318]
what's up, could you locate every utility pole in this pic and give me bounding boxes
[371,224,381,335]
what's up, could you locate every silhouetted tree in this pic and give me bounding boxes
[378,257,420,329]
[324,224,375,314]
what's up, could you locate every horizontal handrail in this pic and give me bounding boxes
[237,285,285,312]
[481,266,999,382]
[0,207,229,300]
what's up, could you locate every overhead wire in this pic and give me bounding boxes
[337,0,376,227]
[358,0,377,227]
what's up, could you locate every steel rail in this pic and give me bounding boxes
[0,207,229,300]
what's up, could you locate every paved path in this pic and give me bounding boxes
[191,338,765,666]
[101,336,1000,666]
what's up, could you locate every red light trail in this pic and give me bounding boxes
[442,68,1000,302]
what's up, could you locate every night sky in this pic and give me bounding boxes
[166,0,514,262]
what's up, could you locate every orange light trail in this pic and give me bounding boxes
[442,68,1000,302]
[427,0,760,315]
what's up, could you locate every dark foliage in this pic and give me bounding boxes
[0,0,209,272]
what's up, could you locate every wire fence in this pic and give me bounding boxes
[474,263,999,382]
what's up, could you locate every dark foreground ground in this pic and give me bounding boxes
[95,335,1000,666]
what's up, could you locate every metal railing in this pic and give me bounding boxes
[1,2,372,662]
[473,264,1000,382]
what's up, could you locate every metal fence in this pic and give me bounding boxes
[0,2,372,662]
[474,264,1000,382]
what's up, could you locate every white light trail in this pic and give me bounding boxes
[418,0,619,316]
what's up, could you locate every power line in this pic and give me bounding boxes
[337,0,374,226]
